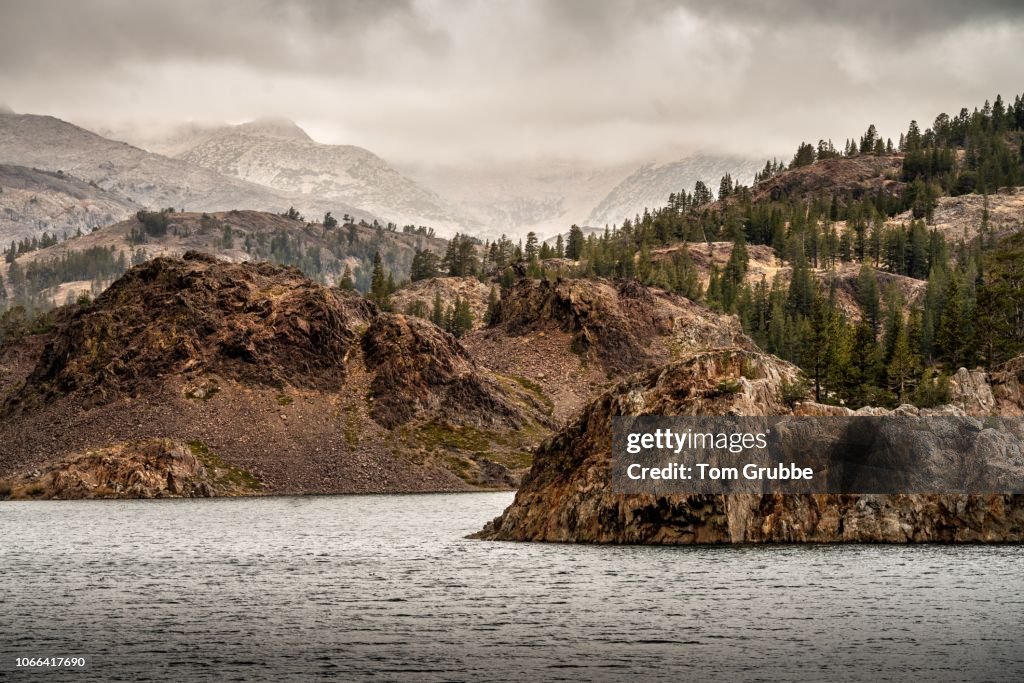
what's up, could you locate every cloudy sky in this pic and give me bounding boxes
[1,0,1023,165]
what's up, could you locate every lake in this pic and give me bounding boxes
[2,493,1023,681]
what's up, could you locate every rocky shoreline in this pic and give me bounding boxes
[474,348,1024,544]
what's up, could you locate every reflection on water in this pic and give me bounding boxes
[2,493,1023,681]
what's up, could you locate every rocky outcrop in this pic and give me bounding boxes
[362,313,545,430]
[0,439,261,500]
[0,255,552,495]
[950,357,1024,417]
[390,276,493,330]
[990,356,1024,416]
[475,348,1024,544]
[752,155,904,205]
[7,252,368,409]
[491,277,751,376]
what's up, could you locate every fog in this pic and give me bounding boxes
[1,0,1022,165]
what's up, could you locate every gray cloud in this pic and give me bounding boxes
[0,0,1022,165]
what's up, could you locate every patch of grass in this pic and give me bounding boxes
[512,375,544,396]
[444,455,475,484]
[416,421,494,452]
[502,374,554,415]
[276,394,294,406]
[187,440,263,491]
[478,450,533,470]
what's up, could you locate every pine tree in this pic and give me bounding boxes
[449,297,474,338]
[887,317,917,402]
[856,264,881,332]
[525,232,539,260]
[485,286,500,325]
[430,291,445,327]
[369,251,390,309]
[410,248,441,281]
[936,273,970,368]
[566,225,585,260]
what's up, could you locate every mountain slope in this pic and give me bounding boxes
[175,120,473,233]
[0,164,140,244]
[1,209,447,305]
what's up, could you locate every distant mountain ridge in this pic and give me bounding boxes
[174,119,474,233]
[586,154,764,228]
[0,111,374,225]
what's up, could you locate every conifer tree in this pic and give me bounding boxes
[430,291,445,327]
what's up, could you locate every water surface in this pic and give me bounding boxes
[2,493,1023,681]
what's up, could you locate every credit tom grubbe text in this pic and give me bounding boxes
[623,428,813,482]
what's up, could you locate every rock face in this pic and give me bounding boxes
[0,439,260,500]
[0,255,552,495]
[362,313,542,430]
[950,358,1024,417]
[493,277,751,375]
[475,348,1024,543]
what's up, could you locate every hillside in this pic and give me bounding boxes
[461,277,752,422]
[0,164,140,244]
[1,209,447,306]
[175,119,474,234]
[0,254,553,497]
[750,154,904,204]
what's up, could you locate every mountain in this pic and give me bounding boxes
[586,154,763,227]
[0,254,554,497]
[0,164,140,245]
[0,111,374,223]
[169,119,473,234]
[1,209,447,306]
